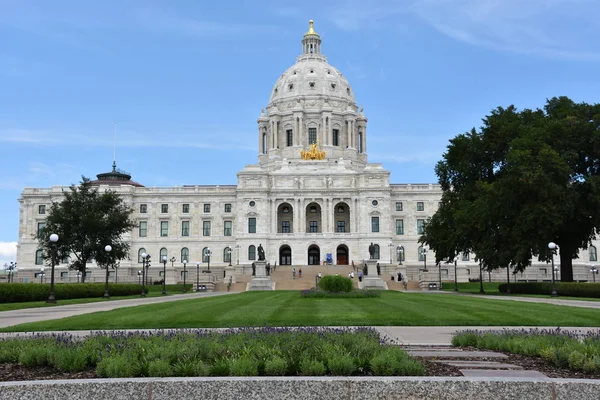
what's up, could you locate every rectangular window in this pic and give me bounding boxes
[161,204,168,213]
[203,204,211,213]
[60,271,68,278]
[140,204,147,213]
[160,221,169,236]
[286,129,293,146]
[332,129,339,146]
[139,221,147,237]
[37,222,46,238]
[417,219,425,234]
[371,217,380,233]
[35,250,43,265]
[308,127,317,144]
[224,221,232,236]
[417,202,424,211]
[396,202,403,211]
[181,221,190,236]
[462,252,470,261]
[182,204,190,213]
[38,205,46,214]
[282,221,290,233]
[203,221,211,236]
[248,217,256,233]
[395,219,404,235]
[309,221,318,233]
[224,203,232,213]
[337,221,345,233]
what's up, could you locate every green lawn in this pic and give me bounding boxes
[3,291,600,332]
[442,282,600,301]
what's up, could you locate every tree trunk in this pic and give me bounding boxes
[81,267,86,283]
[559,251,574,282]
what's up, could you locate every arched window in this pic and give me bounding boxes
[160,248,167,263]
[396,246,405,262]
[418,245,424,262]
[248,245,256,261]
[202,247,210,263]
[358,131,363,153]
[181,247,189,263]
[590,246,597,262]
[223,247,232,263]
[373,244,380,259]
[262,133,267,154]
[35,249,44,265]
[138,248,146,263]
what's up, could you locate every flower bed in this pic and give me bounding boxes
[452,328,600,373]
[0,328,424,378]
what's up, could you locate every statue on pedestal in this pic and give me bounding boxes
[258,244,266,261]
[368,242,375,259]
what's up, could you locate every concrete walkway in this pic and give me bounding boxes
[0,291,232,329]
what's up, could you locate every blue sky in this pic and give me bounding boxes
[1,0,600,264]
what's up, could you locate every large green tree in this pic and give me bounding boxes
[421,97,600,281]
[37,177,136,282]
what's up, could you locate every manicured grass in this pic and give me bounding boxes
[3,291,600,332]
[442,282,600,301]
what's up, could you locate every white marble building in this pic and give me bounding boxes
[14,21,600,284]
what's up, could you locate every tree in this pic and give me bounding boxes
[421,97,600,281]
[37,177,136,282]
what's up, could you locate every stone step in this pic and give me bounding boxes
[460,369,547,378]
[407,350,508,358]
[432,360,523,369]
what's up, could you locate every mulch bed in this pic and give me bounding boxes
[1,349,599,381]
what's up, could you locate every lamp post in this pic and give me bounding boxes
[5,262,16,283]
[196,261,200,292]
[114,261,120,283]
[454,257,458,292]
[161,256,168,295]
[438,262,442,290]
[103,244,112,299]
[182,259,188,292]
[506,265,511,294]
[479,261,484,294]
[205,248,212,272]
[46,233,59,304]
[422,247,428,272]
[227,248,232,266]
[397,245,403,265]
[590,264,598,283]
[388,241,393,264]
[76,271,81,284]
[137,270,142,285]
[548,242,559,297]
[235,244,240,265]
[40,267,45,284]
[140,253,150,297]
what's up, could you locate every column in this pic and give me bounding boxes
[346,120,350,148]
[322,116,326,144]
[272,200,277,233]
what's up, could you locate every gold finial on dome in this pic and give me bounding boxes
[306,19,317,35]
[301,141,326,160]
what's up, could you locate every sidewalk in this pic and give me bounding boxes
[0,291,232,329]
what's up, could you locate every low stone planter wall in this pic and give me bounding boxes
[1,377,599,400]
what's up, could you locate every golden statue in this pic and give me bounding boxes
[301,141,326,160]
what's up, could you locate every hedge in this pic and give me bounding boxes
[0,283,191,303]
[498,282,600,298]
[317,275,353,292]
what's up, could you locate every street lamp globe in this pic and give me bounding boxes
[183,259,188,264]
[49,233,59,242]
[141,252,147,259]
[162,256,167,262]
[548,242,557,250]
[105,245,112,252]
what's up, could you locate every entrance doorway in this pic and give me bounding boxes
[308,245,320,265]
[279,245,292,265]
[336,245,349,265]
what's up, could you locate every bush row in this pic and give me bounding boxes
[498,282,600,298]
[453,329,600,373]
[317,275,354,292]
[0,283,193,303]
[0,328,425,377]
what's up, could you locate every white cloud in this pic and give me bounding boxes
[0,242,17,266]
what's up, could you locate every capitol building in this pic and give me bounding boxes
[14,21,599,285]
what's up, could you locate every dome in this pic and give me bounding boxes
[269,61,355,104]
[268,20,355,106]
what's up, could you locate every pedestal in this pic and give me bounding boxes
[358,260,388,290]
[418,271,441,290]
[165,267,177,285]
[223,266,236,284]
[247,261,274,291]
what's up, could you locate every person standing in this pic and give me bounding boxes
[299,268,302,278]
[292,268,296,279]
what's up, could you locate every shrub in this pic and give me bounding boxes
[51,348,89,372]
[96,355,136,378]
[370,347,425,376]
[148,359,173,377]
[299,358,327,376]
[327,354,355,375]
[317,275,353,292]
[264,356,287,376]
[498,282,600,298]
[230,357,259,376]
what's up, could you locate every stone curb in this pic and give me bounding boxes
[1,377,599,400]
